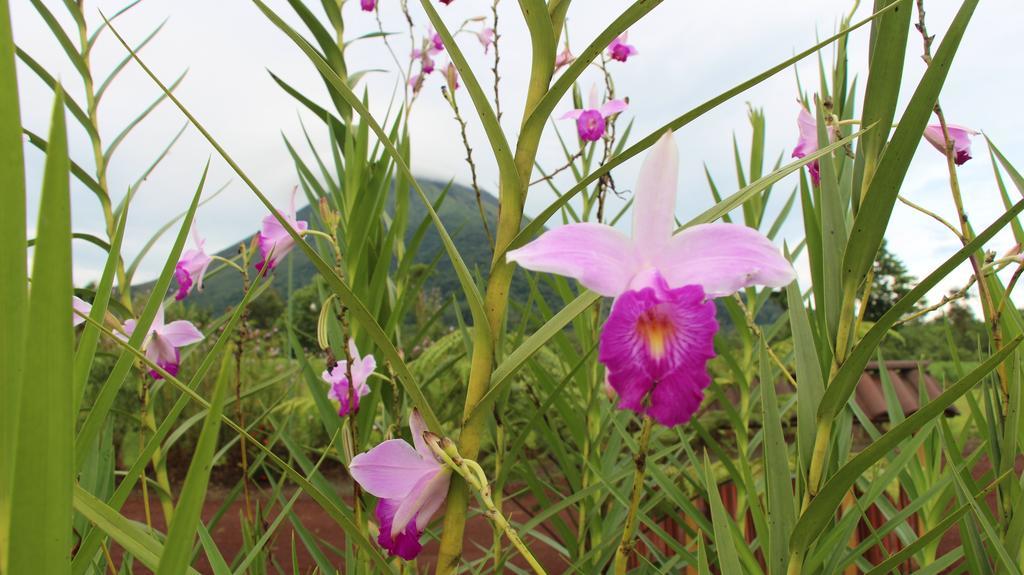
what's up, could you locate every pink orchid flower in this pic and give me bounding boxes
[73,296,91,327]
[349,410,452,560]
[923,124,978,165]
[439,0,454,5]
[360,0,375,11]
[430,30,445,53]
[607,32,637,62]
[255,189,308,273]
[174,230,213,301]
[554,47,574,71]
[507,132,795,426]
[477,28,495,53]
[791,107,839,186]
[123,305,204,379]
[560,85,627,142]
[323,340,377,417]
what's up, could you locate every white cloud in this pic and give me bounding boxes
[12,0,1024,317]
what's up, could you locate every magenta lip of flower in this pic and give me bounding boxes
[923,123,978,165]
[792,107,821,185]
[323,340,377,417]
[174,230,213,301]
[430,31,445,53]
[73,296,92,327]
[607,32,638,62]
[507,132,796,425]
[559,85,628,142]
[360,0,375,11]
[122,304,204,380]
[349,411,452,560]
[255,189,309,272]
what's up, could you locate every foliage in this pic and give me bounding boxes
[6,0,1024,574]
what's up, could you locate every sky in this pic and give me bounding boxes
[11,0,1024,317]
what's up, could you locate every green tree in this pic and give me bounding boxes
[863,239,917,322]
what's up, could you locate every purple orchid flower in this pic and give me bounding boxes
[791,106,838,186]
[255,189,308,273]
[923,124,978,165]
[360,0,375,11]
[123,305,204,379]
[607,32,637,62]
[349,410,452,560]
[73,296,91,327]
[554,47,574,71]
[560,85,627,142]
[439,0,454,5]
[174,230,213,301]
[477,28,495,53]
[323,339,377,417]
[507,132,795,426]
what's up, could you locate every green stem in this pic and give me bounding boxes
[613,415,654,575]
[431,443,546,575]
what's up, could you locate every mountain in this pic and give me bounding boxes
[182,180,528,314]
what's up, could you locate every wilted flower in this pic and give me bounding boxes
[123,305,204,379]
[560,84,627,142]
[349,411,452,560]
[507,132,795,426]
[323,340,377,417]
[72,296,91,327]
[255,188,308,273]
[174,230,213,301]
[554,47,574,70]
[791,106,838,186]
[923,124,978,165]
[476,28,495,53]
[607,32,637,62]
[409,73,424,94]
[360,0,375,11]
[444,62,459,91]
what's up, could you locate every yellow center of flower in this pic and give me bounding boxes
[636,308,674,360]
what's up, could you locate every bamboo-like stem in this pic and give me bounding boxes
[434,11,554,569]
[430,439,547,575]
[613,415,654,575]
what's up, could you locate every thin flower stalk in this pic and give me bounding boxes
[444,86,492,245]
[612,414,654,575]
[428,437,547,575]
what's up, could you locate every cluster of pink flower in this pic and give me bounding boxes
[72,190,312,381]
[559,33,636,142]
[409,24,495,96]
[791,106,979,185]
[349,132,797,559]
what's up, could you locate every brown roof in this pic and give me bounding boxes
[717,361,959,424]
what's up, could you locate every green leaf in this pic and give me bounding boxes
[792,336,1022,552]
[818,196,1024,422]
[787,279,824,466]
[841,0,978,289]
[703,454,743,575]
[0,0,26,561]
[7,87,73,574]
[72,485,200,574]
[73,207,128,412]
[156,350,232,575]
[761,341,795,575]
[74,162,209,468]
